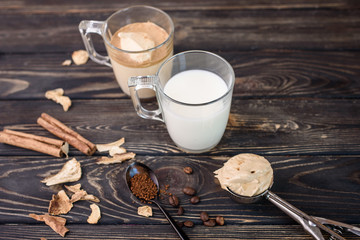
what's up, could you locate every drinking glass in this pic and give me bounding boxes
[79,5,174,98]
[128,50,235,153]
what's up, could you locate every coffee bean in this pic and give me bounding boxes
[177,221,184,228]
[203,219,216,227]
[182,187,196,196]
[183,166,193,174]
[190,195,200,204]
[183,220,194,228]
[169,195,179,207]
[216,216,225,226]
[200,211,209,222]
[177,206,184,216]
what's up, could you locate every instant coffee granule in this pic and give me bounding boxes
[130,173,158,202]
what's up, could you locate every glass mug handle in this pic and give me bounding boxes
[78,20,111,67]
[128,76,164,122]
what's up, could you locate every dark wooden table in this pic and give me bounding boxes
[1,1,359,239]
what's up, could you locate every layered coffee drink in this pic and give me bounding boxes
[107,22,173,98]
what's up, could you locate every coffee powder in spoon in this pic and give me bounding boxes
[130,173,158,202]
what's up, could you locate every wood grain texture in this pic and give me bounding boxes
[0,224,359,240]
[1,0,360,239]
[0,1,359,53]
[1,51,360,99]
[0,155,358,224]
[1,224,358,240]
[0,98,359,156]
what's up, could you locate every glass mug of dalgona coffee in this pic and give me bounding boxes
[79,5,174,99]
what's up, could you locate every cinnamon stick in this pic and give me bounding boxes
[0,130,66,157]
[37,113,96,155]
[3,129,64,147]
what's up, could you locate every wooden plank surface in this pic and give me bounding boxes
[1,51,360,100]
[0,155,359,224]
[0,224,358,240]
[1,1,360,53]
[0,0,360,239]
[0,98,359,156]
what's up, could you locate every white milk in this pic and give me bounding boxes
[162,69,230,152]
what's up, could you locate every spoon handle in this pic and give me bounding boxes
[152,200,190,240]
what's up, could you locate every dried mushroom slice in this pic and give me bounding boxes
[82,194,100,203]
[96,152,135,165]
[29,213,69,237]
[48,190,73,215]
[87,203,101,224]
[65,183,100,203]
[72,50,89,65]
[41,158,81,186]
[61,59,72,66]
[64,183,82,193]
[109,146,127,156]
[61,142,69,157]
[96,137,125,152]
[138,205,152,217]
[45,88,72,112]
[69,189,87,203]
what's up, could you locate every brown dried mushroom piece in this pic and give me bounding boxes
[109,146,127,157]
[48,190,73,215]
[45,88,72,112]
[61,59,72,66]
[29,213,69,237]
[64,183,82,193]
[64,183,100,203]
[87,203,101,224]
[96,152,136,165]
[72,50,89,65]
[41,158,82,186]
[69,189,87,203]
[138,205,153,217]
[82,194,100,202]
[96,137,125,152]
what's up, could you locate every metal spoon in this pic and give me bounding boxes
[226,180,355,240]
[125,162,189,240]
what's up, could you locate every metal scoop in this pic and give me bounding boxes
[226,181,360,240]
[125,162,189,240]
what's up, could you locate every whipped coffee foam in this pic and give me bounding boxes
[110,22,169,67]
[214,153,273,197]
[117,32,155,63]
[107,22,172,98]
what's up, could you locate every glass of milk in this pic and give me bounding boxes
[128,50,235,153]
